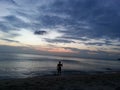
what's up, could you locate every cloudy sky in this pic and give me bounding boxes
[0,0,120,59]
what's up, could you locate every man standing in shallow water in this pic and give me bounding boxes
[57,61,63,75]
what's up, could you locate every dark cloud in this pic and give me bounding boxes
[84,39,120,46]
[1,38,20,43]
[45,38,75,43]
[0,0,17,5]
[64,47,120,60]
[0,45,37,54]
[34,30,47,35]
[85,42,108,46]
[112,48,120,50]
[0,21,14,32]
[3,15,30,29]
[0,17,26,33]
[36,15,66,28]
[37,0,120,40]
[62,36,89,41]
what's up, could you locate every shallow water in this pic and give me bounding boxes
[0,53,120,79]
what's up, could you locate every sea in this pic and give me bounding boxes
[0,53,120,79]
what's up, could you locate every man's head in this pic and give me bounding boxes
[59,61,61,64]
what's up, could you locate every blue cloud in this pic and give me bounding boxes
[36,0,120,39]
[0,0,17,5]
[0,22,13,32]
[0,0,120,40]
[3,15,30,28]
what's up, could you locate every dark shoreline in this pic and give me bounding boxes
[0,70,119,79]
[0,72,120,90]
[0,70,120,80]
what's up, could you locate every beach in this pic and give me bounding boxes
[0,73,120,90]
[0,53,120,90]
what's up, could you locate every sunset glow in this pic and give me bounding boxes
[0,0,120,59]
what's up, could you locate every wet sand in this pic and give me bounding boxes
[0,73,120,90]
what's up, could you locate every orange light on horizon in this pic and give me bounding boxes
[47,48,78,53]
[35,46,78,54]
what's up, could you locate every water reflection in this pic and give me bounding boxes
[0,53,120,79]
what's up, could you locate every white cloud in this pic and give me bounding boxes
[12,29,45,45]
[43,30,64,39]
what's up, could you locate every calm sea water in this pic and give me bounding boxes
[0,53,120,79]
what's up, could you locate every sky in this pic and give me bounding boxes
[0,0,120,59]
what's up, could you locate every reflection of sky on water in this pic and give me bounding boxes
[0,53,120,79]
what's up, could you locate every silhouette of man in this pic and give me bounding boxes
[57,61,63,75]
